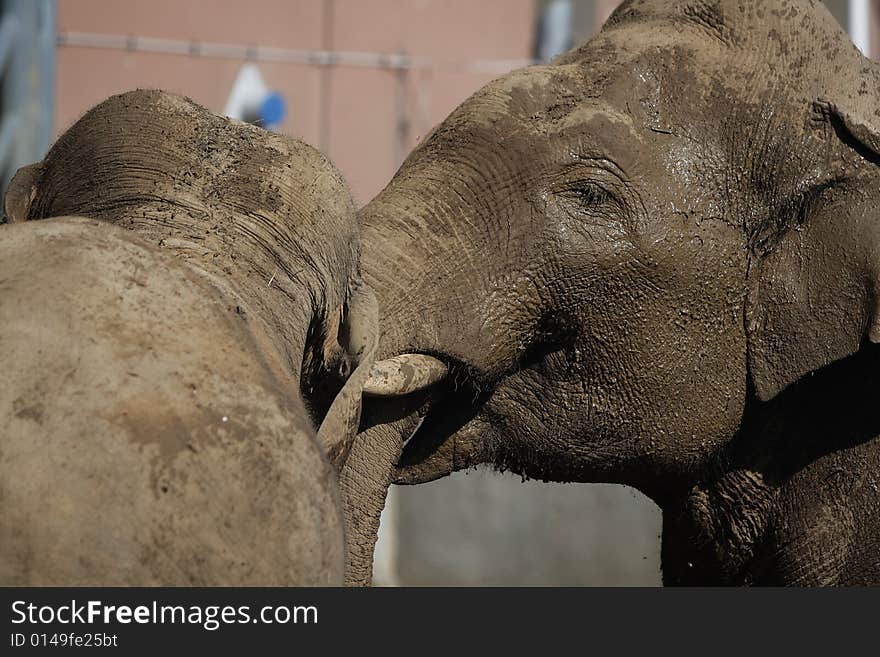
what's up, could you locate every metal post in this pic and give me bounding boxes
[849,0,871,54]
[0,0,56,218]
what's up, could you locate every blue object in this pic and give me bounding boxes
[258,92,286,129]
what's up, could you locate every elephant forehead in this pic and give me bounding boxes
[553,105,639,146]
[601,0,848,56]
[459,64,599,127]
[564,0,864,114]
[501,52,702,138]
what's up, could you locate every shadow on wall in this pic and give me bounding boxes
[385,470,662,586]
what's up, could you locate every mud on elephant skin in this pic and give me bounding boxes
[0,90,384,585]
[354,0,880,585]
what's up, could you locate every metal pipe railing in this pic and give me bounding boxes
[56,31,536,75]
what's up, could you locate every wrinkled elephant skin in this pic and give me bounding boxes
[355,0,880,585]
[0,91,377,585]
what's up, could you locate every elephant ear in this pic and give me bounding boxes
[4,163,42,222]
[316,282,379,470]
[745,98,880,401]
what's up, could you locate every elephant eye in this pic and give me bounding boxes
[570,183,609,205]
[562,181,618,215]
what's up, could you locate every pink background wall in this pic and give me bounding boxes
[56,0,536,204]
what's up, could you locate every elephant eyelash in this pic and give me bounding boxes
[566,182,614,208]
[558,182,625,224]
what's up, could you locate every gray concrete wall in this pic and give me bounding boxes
[376,471,662,586]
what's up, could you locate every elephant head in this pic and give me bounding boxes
[350,0,880,582]
[0,90,389,584]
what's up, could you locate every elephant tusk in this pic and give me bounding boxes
[363,354,448,397]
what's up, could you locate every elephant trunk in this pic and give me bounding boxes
[357,189,499,366]
[338,415,419,585]
[335,188,459,584]
[356,117,538,376]
[344,99,544,581]
[337,165,512,583]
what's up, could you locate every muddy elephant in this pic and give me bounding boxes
[0,90,410,585]
[349,0,880,585]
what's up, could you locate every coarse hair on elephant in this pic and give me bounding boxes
[0,89,388,585]
[350,0,880,585]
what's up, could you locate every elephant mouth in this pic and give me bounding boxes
[360,353,492,484]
